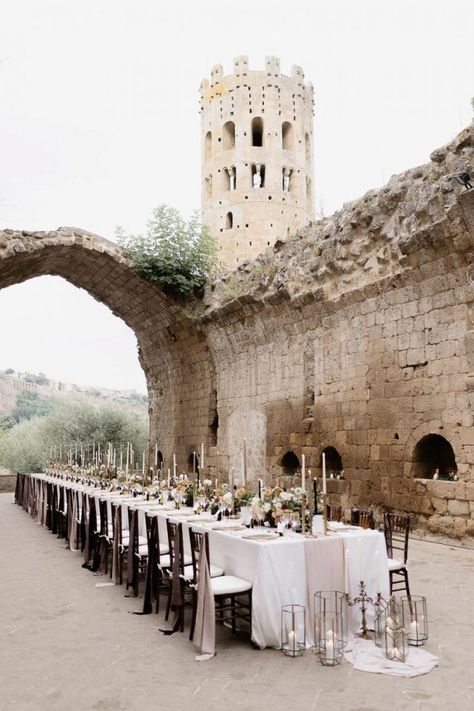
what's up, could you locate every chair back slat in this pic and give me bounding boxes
[326,504,342,522]
[359,510,375,530]
[166,520,184,575]
[189,529,210,584]
[383,512,410,564]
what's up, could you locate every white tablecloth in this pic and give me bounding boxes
[145,508,390,648]
[30,475,390,649]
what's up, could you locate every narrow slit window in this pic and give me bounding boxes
[225,212,233,229]
[282,121,293,150]
[223,121,235,150]
[251,117,263,146]
[205,131,212,161]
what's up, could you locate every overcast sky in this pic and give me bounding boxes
[0,0,473,393]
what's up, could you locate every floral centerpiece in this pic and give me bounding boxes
[249,485,315,528]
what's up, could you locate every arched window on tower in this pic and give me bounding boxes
[251,164,265,188]
[223,121,235,150]
[205,131,212,161]
[251,117,264,147]
[224,166,236,191]
[306,176,312,202]
[305,132,311,160]
[225,211,233,229]
[282,121,293,150]
[282,167,292,192]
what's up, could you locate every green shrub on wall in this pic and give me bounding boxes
[116,204,218,299]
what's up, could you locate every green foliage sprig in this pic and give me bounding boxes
[116,204,218,299]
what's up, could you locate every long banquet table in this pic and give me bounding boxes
[16,473,390,649]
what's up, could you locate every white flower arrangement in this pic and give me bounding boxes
[223,491,233,506]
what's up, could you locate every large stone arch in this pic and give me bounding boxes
[0,227,216,467]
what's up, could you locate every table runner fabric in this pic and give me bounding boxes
[304,535,345,645]
[345,638,439,677]
[343,531,390,632]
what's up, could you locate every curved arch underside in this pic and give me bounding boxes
[0,227,215,457]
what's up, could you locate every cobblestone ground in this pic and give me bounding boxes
[1,493,473,711]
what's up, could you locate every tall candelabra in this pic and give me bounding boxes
[346,581,384,639]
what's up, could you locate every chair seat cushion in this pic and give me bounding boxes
[388,558,405,571]
[159,554,171,569]
[211,575,252,596]
[183,563,224,580]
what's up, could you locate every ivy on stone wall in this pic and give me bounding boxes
[116,204,218,299]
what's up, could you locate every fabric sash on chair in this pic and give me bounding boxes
[126,509,137,590]
[192,540,216,660]
[161,523,184,635]
[142,515,157,614]
[111,504,122,585]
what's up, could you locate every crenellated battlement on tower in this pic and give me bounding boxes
[200,57,315,268]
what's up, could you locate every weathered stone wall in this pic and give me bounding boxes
[197,123,474,537]
[1,123,474,537]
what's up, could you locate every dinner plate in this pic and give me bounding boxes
[241,532,280,541]
[187,516,216,523]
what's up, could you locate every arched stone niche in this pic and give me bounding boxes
[226,405,266,483]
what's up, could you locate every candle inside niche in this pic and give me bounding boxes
[322,452,327,494]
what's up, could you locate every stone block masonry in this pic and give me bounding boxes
[1,123,474,537]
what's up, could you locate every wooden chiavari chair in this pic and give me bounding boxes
[351,507,375,529]
[383,512,411,595]
[188,529,252,643]
[326,504,342,522]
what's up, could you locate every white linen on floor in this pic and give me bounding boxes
[344,638,439,677]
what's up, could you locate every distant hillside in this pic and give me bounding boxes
[0,369,148,422]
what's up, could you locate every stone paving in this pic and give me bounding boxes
[0,492,473,711]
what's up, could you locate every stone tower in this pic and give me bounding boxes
[200,56,314,269]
